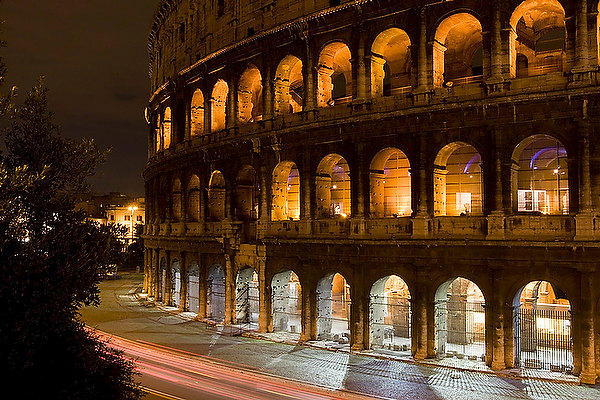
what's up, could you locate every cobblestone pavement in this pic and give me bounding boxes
[80,274,600,400]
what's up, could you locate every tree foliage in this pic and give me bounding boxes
[0,81,142,398]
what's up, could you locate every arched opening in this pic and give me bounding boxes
[317,273,351,342]
[317,42,352,107]
[207,265,225,322]
[271,271,302,334]
[237,65,263,123]
[433,13,483,87]
[235,166,259,220]
[211,79,228,132]
[235,267,259,326]
[435,277,486,361]
[513,281,573,372]
[162,107,172,148]
[274,55,303,115]
[511,135,568,214]
[370,148,411,217]
[509,0,566,78]
[316,154,351,218]
[369,275,411,355]
[159,257,167,302]
[190,89,205,136]
[371,28,412,97]
[187,175,201,222]
[171,260,181,308]
[208,170,226,221]
[433,143,483,216]
[187,262,200,313]
[171,178,182,222]
[271,161,300,221]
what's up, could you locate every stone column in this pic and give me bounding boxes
[575,119,594,239]
[224,253,235,324]
[416,8,429,91]
[301,277,317,342]
[197,254,207,319]
[490,0,503,79]
[413,283,429,360]
[204,88,212,134]
[143,249,149,293]
[579,271,597,384]
[258,255,270,332]
[179,252,187,311]
[487,127,506,239]
[355,26,368,101]
[165,250,172,305]
[303,35,316,112]
[413,133,431,238]
[152,248,160,298]
[355,143,366,218]
[573,0,590,72]
[262,61,273,120]
[350,267,366,351]
[490,270,507,370]
[226,77,237,129]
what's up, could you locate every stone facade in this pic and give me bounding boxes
[144,0,600,383]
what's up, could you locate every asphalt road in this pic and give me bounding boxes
[80,273,600,400]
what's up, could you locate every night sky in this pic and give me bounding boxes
[1,1,161,196]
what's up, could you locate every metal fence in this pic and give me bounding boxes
[436,299,486,360]
[514,307,573,372]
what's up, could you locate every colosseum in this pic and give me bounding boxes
[143,0,600,383]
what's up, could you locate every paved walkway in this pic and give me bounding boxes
[81,273,600,400]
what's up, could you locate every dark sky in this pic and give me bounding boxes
[1,0,161,196]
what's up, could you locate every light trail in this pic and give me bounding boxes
[94,330,375,400]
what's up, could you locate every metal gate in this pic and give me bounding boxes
[514,306,573,372]
[437,299,485,360]
[370,295,411,351]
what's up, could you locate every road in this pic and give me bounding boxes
[80,273,600,400]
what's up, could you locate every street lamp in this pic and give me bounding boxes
[128,206,138,243]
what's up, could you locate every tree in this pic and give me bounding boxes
[0,81,142,399]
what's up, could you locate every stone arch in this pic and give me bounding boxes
[433,13,483,87]
[235,266,259,325]
[207,264,226,322]
[509,0,566,78]
[274,55,303,115]
[317,272,351,341]
[235,165,259,220]
[370,28,412,97]
[271,161,300,221]
[187,174,201,222]
[208,170,226,221]
[162,106,172,148]
[316,154,351,218]
[433,142,483,216]
[171,178,182,222]
[187,261,200,313]
[171,259,181,307]
[369,275,412,354]
[317,41,352,107]
[190,89,205,136]
[211,79,228,132]
[237,65,263,123]
[370,148,412,218]
[271,270,302,334]
[512,280,573,372]
[434,277,486,361]
[511,135,569,214]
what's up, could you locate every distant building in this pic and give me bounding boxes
[76,193,145,244]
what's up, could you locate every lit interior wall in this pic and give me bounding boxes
[272,161,300,221]
[370,28,412,97]
[370,148,411,217]
[274,55,303,115]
